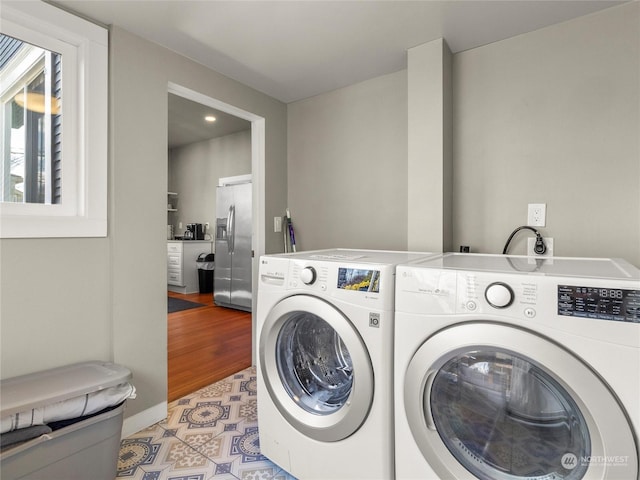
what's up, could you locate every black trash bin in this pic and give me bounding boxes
[197,253,215,293]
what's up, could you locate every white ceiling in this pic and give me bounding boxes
[53,0,626,104]
[168,94,251,148]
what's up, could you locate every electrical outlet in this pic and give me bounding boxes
[205,222,210,232]
[274,216,282,233]
[527,203,546,227]
[528,237,553,256]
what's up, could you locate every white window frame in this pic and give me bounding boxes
[0,1,107,238]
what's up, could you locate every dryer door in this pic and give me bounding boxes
[404,322,638,480]
[259,294,374,442]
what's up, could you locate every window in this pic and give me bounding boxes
[0,1,107,238]
[1,35,61,204]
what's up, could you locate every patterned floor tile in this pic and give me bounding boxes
[235,463,285,480]
[271,470,299,480]
[117,424,173,478]
[118,425,223,480]
[119,367,294,480]
[236,398,259,424]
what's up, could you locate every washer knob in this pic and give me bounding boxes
[485,282,514,308]
[300,266,317,285]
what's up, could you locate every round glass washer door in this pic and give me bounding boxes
[404,323,638,480]
[259,294,374,442]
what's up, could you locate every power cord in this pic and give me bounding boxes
[502,226,547,255]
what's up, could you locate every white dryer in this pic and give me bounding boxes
[394,253,640,480]
[257,248,436,480]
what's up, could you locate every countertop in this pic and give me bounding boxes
[168,239,213,243]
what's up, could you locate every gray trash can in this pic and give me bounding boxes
[0,361,134,480]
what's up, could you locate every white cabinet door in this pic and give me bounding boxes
[167,241,212,293]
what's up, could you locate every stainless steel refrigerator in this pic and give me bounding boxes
[214,181,252,311]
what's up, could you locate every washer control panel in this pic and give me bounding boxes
[300,266,317,285]
[260,256,394,306]
[289,261,330,291]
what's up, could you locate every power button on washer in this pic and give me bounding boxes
[466,301,477,311]
[524,308,536,318]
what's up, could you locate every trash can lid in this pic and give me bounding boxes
[197,253,214,261]
[0,361,132,416]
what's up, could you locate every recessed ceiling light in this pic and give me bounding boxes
[205,115,216,122]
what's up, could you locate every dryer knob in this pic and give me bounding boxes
[485,282,514,309]
[300,266,317,285]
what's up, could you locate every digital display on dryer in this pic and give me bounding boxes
[558,285,640,323]
[337,268,380,292]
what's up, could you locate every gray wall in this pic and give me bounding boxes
[453,2,639,262]
[407,39,453,253]
[288,70,408,251]
[110,27,286,419]
[287,2,640,267]
[169,130,252,238]
[0,238,112,377]
[0,26,287,425]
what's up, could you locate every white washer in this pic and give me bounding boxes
[257,248,437,480]
[394,253,640,480]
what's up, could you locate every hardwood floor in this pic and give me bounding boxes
[167,291,252,402]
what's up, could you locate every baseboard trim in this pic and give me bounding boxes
[122,401,167,438]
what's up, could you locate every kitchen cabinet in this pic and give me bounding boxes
[167,241,213,294]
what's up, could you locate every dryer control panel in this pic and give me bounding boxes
[558,285,640,323]
[396,265,640,326]
[456,272,541,318]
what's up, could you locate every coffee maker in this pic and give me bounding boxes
[185,223,204,240]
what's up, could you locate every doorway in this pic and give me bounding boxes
[167,291,252,401]
[167,83,265,400]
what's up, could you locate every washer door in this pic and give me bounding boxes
[259,295,374,442]
[404,322,638,480]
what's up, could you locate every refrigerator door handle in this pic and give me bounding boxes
[227,204,235,253]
